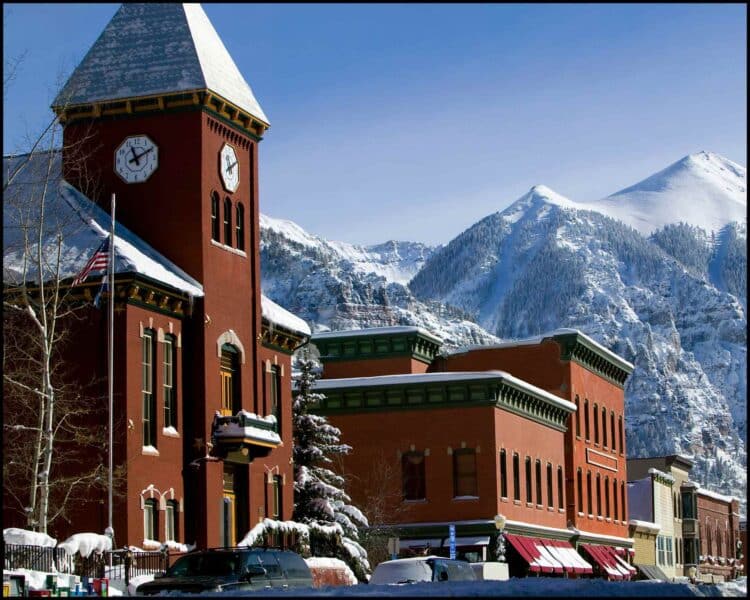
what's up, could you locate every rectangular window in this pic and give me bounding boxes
[596,475,602,516]
[586,472,593,515]
[557,466,564,509]
[453,449,477,497]
[618,416,624,454]
[601,408,607,448]
[142,330,156,447]
[163,336,177,429]
[165,500,178,541]
[584,400,590,441]
[535,460,542,505]
[525,456,532,503]
[270,365,281,434]
[546,463,553,508]
[402,451,426,500]
[499,450,508,498]
[272,475,282,520]
[235,203,245,251]
[577,470,583,513]
[223,198,232,246]
[513,453,520,501]
[610,411,616,452]
[604,477,610,518]
[613,479,619,520]
[575,396,581,437]
[593,403,599,444]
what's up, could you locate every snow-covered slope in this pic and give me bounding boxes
[583,151,746,236]
[410,184,746,508]
[259,215,498,349]
[261,215,433,286]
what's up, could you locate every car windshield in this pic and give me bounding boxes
[370,560,432,585]
[167,552,242,577]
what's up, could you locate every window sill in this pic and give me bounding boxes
[578,512,585,517]
[142,445,159,456]
[535,504,544,510]
[513,500,522,506]
[210,239,247,257]
[597,516,604,521]
[587,514,594,519]
[452,496,479,502]
[162,427,180,438]
[403,499,428,504]
[605,517,612,522]
[558,508,566,513]
[547,507,556,512]
[500,497,509,503]
[526,502,534,508]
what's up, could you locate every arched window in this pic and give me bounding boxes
[604,476,610,518]
[166,499,179,541]
[402,451,426,501]
[512,453,520,501]
[621,481,626,521]
[575,396,581,437]
[593,403,599,444]
[584,399,590,441]
[144,498,158,541]
[577,468,583,513]
[586,471,593,515]
[601,406,607,448]
[535,459,543,505]
[223,197,232,246]
[235,202,245,251]
[220,344,241,415]
[211,192,220,241]
[610,411,616,452]
[613,478,619,521]
[596,473,602,516]
[557,466,564,510]
[618,416,624,455]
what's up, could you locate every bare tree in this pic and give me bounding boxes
[2,104,113,535]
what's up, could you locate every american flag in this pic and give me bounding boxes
[72,237,110,286]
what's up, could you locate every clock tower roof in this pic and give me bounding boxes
[52,3,268,126]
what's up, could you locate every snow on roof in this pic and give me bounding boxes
[572,529,634,546]
[3,152,204,297]
[452,328,634,372]
[315,370,576,412]
[3,528,57,548]
[261,294,311,337]
[647,468,675,483]
[696,486,739,504]
[312,326,443,345]
[628,520,661,534]
[53,4,268,125]
[57,532,112,558]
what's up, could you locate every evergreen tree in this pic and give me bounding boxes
[292,351,370,581]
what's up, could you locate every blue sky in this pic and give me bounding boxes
[3,3,746,245]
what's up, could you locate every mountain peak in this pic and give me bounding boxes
[525,184,578,209]
[584,151,746,235]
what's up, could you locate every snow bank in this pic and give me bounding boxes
[57,532,112,558]
[306,557,358,586]
[4,528,57,547]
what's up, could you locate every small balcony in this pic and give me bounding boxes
[211,411,281,464]
[682,518,698,537]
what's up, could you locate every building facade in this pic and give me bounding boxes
[311,327,637,579]
[3,3,309,551]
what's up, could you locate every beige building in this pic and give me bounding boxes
[628,519,660,570]
[628,455,694,577]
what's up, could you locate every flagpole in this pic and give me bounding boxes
[107,193,115,547]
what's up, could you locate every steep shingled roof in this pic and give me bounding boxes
[52,3,267,125]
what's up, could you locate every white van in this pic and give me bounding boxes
[369,556,476,585]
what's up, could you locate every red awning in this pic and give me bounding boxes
[505,533,546,573]
[581,543,623,580]
[530,538,564,574]
[541,539,594,574]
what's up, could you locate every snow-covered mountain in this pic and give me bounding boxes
[409,183,746,509]
[260,152,746,509]
[260,215,498,349]
[583,151,746,236]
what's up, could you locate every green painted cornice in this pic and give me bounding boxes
[314,374,573,432]
[313,329,443,365]
[551,331,633,388]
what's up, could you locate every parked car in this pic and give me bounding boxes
[135,547,313,595]
[369,556,476,585]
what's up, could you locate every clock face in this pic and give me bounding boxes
[114,135,158,183]
[220,143,239,193]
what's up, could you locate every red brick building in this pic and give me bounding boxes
[311,327,636,578]
[691,484,742,582]
[3,4,309,550]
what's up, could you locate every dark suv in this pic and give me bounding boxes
[136,547,314,595]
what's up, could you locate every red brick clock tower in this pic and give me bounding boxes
[52,3,275,548]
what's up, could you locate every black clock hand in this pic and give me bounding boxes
[129,147,153,165]
[129,146,140,166]
[227,160,238,173]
